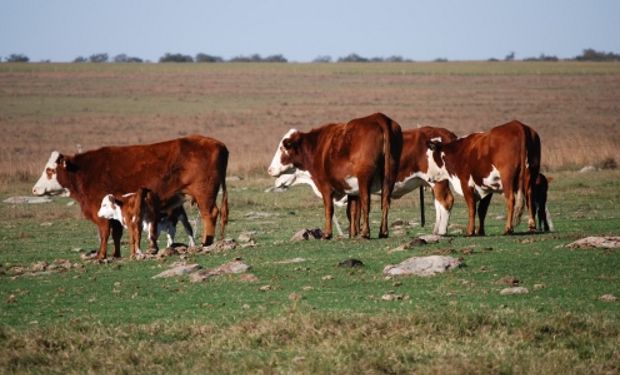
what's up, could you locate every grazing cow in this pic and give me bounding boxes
[532,173,554,232]
[268,112,403,239]
[274,127,457,235]
[32,135,228,258]
[425,120,541,235]
[97,190,196,257]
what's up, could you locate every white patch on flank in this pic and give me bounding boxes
[392,172,426,198]
[447,174,464,196]
[268,128,298,177]
[344,176,359,195]
[473,165,503,199]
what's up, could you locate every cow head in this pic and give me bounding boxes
[268,129,301,177]
[32,151,67,196]
[97,194,123,221]
[425,138,449,183]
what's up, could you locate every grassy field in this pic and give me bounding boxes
[1,62,619,374]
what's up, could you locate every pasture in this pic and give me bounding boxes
[1,62,619,374]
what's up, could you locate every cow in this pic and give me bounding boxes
[32,135,228,259]
[425,120,541,236]
[97,190,196,257]
[268,112,403,239]
[274,127,457,235]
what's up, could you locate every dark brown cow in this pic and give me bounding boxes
[33,135,228,258]
[268,112,403,239]
[425,120,541,235]
[273,126,458,235]
[532,173,553,232]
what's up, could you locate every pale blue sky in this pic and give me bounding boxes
[1,0,618,62]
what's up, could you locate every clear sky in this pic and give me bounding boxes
[1,0,618,62]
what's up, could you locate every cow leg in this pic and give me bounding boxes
[359,183,371,239]
[147,221,158,253]
[432,181,453,235]
[131,223,141,258]
[502,189,516,235]
[525,175,537,232]
[110,219,123,258]
[462,187,477,236]
[321,191,334,239]
[194,197,219,246]
[178,210,196,247]
[96,219,111,259]
[476,194,493,236]
[378,181,391,239]
[347,196,360,238]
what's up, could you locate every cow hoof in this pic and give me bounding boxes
[378,232,389,239]
[503,229,514,235]
[321,233,332,240]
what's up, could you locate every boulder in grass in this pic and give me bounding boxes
[383,256,461,277]
[3,196,52,204]
[500,287,529,295]
[566,236,620,249]
[291,228,323,241]
[152,263,202,279]
[599,294,617,302]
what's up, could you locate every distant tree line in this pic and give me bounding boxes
[2,48,620,63]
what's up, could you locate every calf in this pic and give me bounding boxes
[268,112,403,239]
[425,120,541,235]
[533,173,554,232]
[97,189,195,258]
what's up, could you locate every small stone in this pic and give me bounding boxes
[321,275,334,281]
[259,285,272,292]
[6,294,16,304]
[599,294,617,302]
[31,261,49,272]
[381,293,404,301]
[290,228,323,241]
[500,287,529,295]
[152,263,202,279]
[533,283,546,290]
[274,257,306,264]
[496,276,520,286]
[238,231,257,243]
[239,273,259,283]
[302,285,314,291]
[579,165,596,173]
[242,303,251,309]
[338,258,364,268]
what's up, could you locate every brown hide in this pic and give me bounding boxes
[56,135,228,258]
[280,112,403,239]
[113,188,159,257]
[430,120,541,235]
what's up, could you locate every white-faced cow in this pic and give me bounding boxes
[33,135,228,259]
[425,120,541,236]
[97,189,196,257]
[274,127,457,235]
[268,112,403,239]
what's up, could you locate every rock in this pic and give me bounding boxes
[6,294,16,304]
[381,292,406,301]
[30,261,49,272]
[203,238,237,253]
[383,256,462,277]
[210,260,251,275]
[259,285,272,292]
[188,270,212,283]
[238,231,257,244]
[274,257,306,264]
[3,196,52,204]
[152,263,202,279]
[418,234,443,244]
[338,258,364,268]
[500,287,529,295]
[496,276,520,286]
[533,283,546,290]
[157,247,179,258]
[290,228,323,241]
[599,294,617,302]
[579,165,596,173]
[566,236,620,249]
[321,275,334,281]
[390,219,407,227]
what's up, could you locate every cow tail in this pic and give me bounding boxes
[382,117,401,203]
[219,149,229,240]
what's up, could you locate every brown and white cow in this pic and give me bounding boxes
[425,120,541,236]
[32,135,228,258]
[97,190,196,257]
[268,112,403,239]
[274,127,457,235]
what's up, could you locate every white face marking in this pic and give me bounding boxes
[268,128,297,177]
[426,149,449,184]
[97,195,126,226]
[32,151,65,195]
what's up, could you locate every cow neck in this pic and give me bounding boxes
[440,141,461,176]
[295,130,321,174]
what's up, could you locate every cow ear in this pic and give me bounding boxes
[113,196,123,207]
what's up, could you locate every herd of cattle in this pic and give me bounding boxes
[32,113,552,259]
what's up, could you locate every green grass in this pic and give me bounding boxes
[1,171,619,373]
